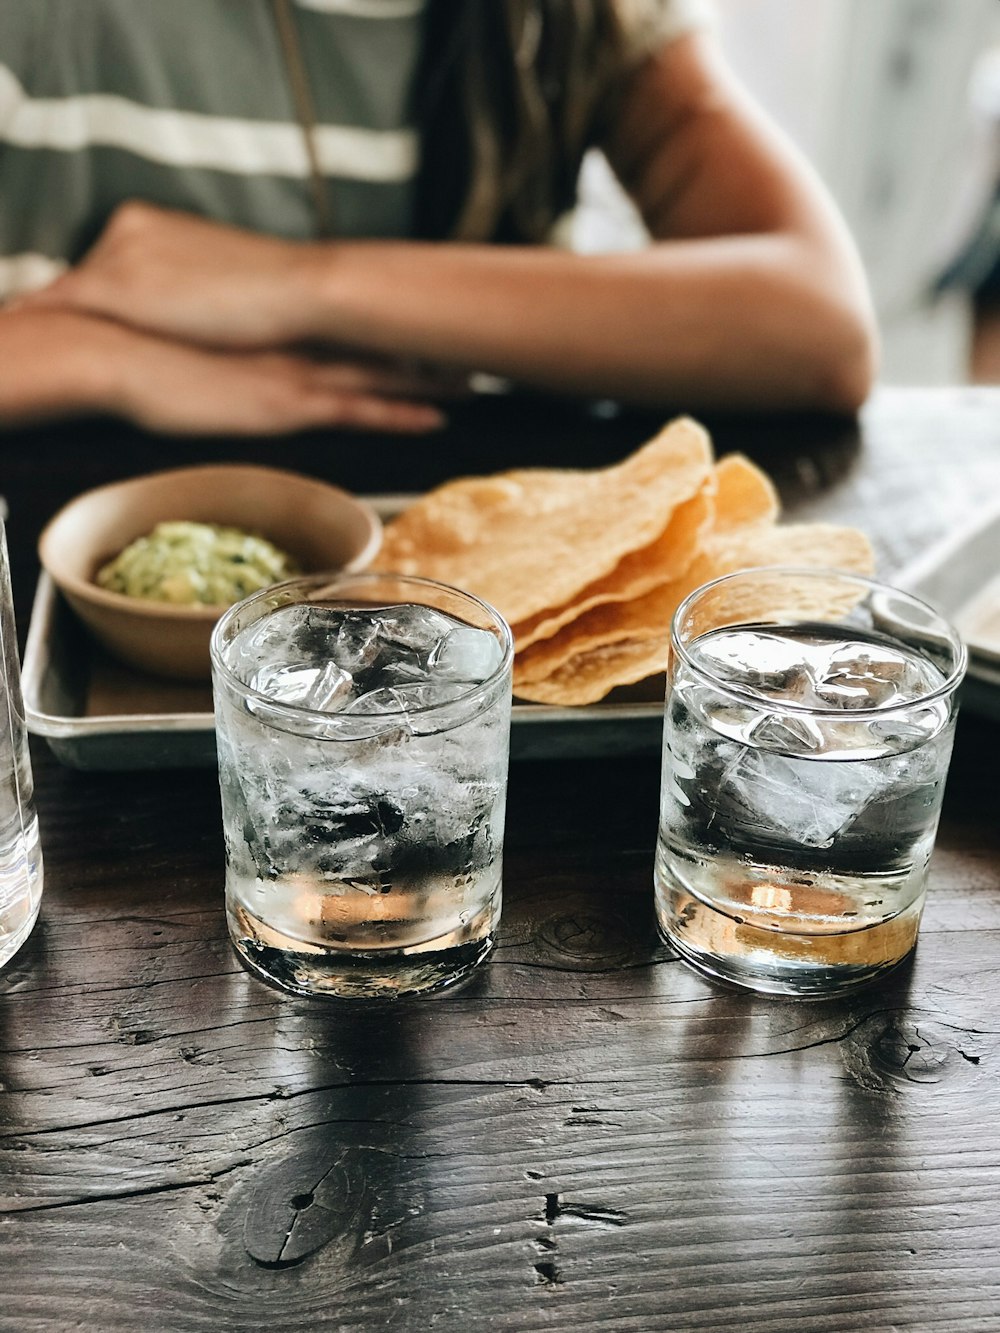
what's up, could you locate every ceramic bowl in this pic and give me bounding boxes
[38,463,382,680]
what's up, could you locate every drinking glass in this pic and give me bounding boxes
[211,571,513,999]
[655,567,967,998]
[0,516,43,970]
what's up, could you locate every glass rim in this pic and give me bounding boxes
[210,569,514,722]
[670,564,968,717]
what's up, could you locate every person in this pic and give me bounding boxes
[0,0,878,437]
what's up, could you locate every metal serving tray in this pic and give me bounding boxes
[895,499,1000,723]
[22,569,665,772]
[26,484,1000,769]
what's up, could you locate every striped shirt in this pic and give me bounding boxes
[0,0,711,299]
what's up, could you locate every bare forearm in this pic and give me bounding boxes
[0,309,124,426]
[303,33,878,415]
[302,235,877,413]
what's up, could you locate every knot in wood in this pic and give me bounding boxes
[243,1146,366,1270]
[842,1013,986,1094]
[537,911,634,969]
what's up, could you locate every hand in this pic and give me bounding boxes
[21,201,320,349]
[113,338,449,437]
[0,306,446,436]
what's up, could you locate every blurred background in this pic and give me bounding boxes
[570,0,1000,388]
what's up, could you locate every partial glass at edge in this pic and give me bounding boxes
[0,518,43,971]
[654,567,967,999]
[210,571,514,1000]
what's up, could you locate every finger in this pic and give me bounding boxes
[303,390,447,434]
[309,360,469,401]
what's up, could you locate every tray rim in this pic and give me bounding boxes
[23,572,217,738]
[23,564,664,746]
[893,497,1000,680]
[27,484,1000,745]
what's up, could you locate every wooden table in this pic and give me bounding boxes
[2,387,1000,1332]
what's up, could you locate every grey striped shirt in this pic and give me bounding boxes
[0,0,710,298]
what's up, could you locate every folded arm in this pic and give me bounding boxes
[27,33,878,414]
[0,309,445,435]
[309,34,876,412]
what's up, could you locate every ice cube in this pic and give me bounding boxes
[693,629,817,698]
[747,710,826,755]
[813,640,944,710]
[250,662,316,704]
[812,673,878,708]
[224,604,335,685]
[374,604,458,655]
[251,659,354,712]
[345,682,470,715]
[716,748,886,849]
[337,604,470,695]
[329,612,382,675]
[306,661,355,711]
[254,749,498,881]
[430,625,503,683]
[227,601,502,698]
[691,627,947,717]
[226,599,507,748]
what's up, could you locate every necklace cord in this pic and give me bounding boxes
[271,0,335,237]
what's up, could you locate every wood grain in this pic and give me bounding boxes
[2,389,1000,1331]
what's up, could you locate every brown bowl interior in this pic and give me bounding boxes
[38,464,382,681]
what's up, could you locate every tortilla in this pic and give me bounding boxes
[372,417,713,624]
[510,452,779,650]
[513,637,673,706]
[513,523,875,698]
[511,482,715,650]
[370,417,874,708]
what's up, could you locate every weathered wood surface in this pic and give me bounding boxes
[2,388,1000,1331]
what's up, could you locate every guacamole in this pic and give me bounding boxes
[96,521,300,606]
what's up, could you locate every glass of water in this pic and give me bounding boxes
[655,567,967,998]
[211,571,513,999]
[0,516,43,971]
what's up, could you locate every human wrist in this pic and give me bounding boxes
[287,238,387,346]
[0,308,142,427]
[69,318,150,417]
[285,241,344,341]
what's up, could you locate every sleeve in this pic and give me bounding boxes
[616,0,716,63]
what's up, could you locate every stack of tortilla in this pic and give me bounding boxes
[372,418,874,705]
